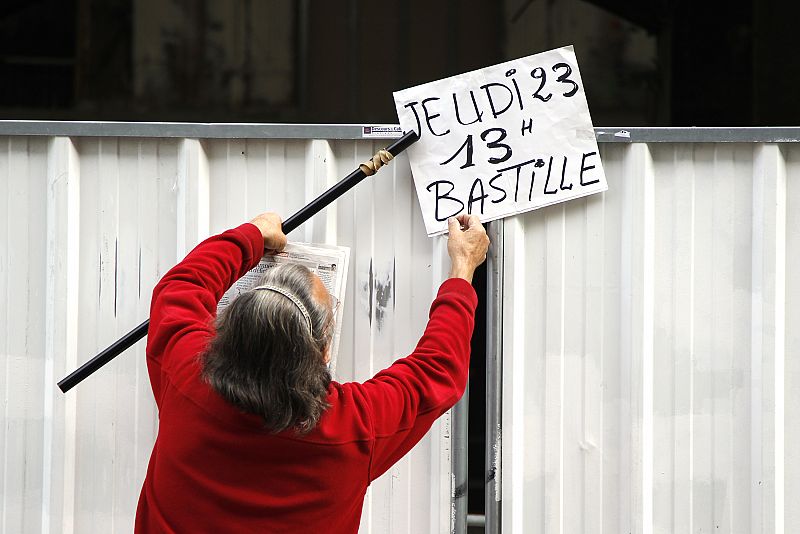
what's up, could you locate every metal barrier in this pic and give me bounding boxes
[497,134,800,534]
[0,124,448,534]
[2,122,800,533]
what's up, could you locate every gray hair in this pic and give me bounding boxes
[201,263,333,434]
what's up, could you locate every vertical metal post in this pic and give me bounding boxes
[346,0,359,118]
[295,0,310,115]
[446,0,460,75]
[485,220,504,533]
[656,7,673,125]
[452,385,469,534]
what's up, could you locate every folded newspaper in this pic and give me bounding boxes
[217,242,350,371]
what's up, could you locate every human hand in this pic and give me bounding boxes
[249,212,287,254]
[446,214,490,283]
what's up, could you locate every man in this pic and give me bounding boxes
[135,211,489,533]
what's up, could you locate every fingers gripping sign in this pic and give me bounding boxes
[446,214,490,283]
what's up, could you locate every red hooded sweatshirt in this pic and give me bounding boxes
[135,223,476,533]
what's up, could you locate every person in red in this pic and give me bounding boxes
[135,211,489,533]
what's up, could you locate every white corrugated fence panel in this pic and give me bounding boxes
[0,135,450,534]
[1,137,48,533]
[501,142,798,533]
[4,126,800,534]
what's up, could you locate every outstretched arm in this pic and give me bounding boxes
[146,213,286,403]
[359,215,490,480]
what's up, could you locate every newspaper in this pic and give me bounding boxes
[217,242,350,371]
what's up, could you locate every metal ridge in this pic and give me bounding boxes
[2,121,800,142]
[593,126,800,143]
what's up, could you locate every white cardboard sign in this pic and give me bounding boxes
[393,45,608,236]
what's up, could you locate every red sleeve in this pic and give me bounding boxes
[146,223,264,406]
[359,278,477,481]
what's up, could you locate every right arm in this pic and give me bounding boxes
[357,215,490,481]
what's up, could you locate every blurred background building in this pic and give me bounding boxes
[2,0,795,126]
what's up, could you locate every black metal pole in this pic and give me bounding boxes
[58,131,419,393]
[282,130,418,233]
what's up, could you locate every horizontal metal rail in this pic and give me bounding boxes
[2,121,800,142]
[0,121,394,140]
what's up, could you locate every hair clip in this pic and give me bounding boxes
[252,285,313,335]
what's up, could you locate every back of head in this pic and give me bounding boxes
[202,264,333,434]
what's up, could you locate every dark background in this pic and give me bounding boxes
[3,0,798,126]
[5,0,798,522]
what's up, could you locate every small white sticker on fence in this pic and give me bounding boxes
[362,125,403,138]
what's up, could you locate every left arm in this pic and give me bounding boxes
[146,214,285,403]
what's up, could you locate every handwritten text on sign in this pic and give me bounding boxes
[393,45,607,236]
